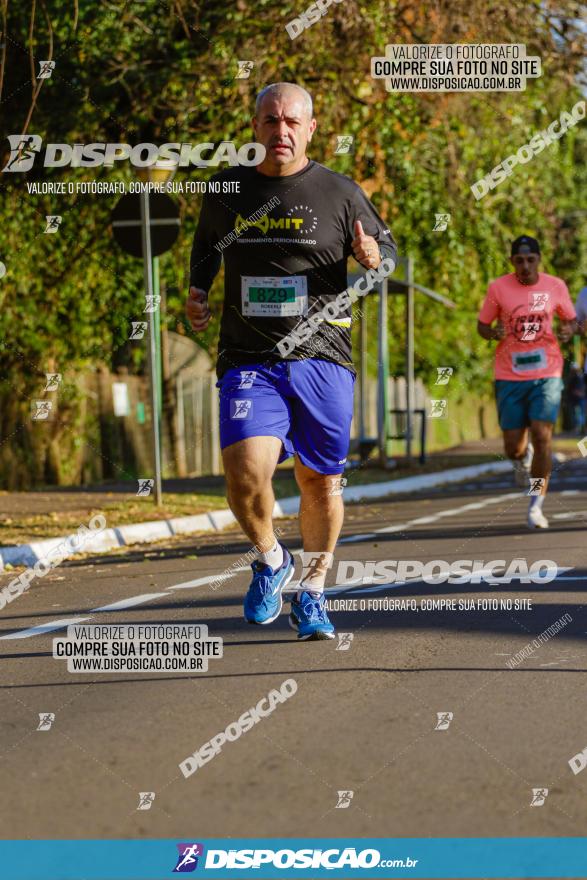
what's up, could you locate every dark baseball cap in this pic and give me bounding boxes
[511,235,540,256]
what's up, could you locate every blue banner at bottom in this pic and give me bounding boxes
[1,838,586,879]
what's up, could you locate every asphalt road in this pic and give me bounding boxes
[1,457,587,846]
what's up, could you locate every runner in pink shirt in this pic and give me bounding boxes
[477,235,576,529]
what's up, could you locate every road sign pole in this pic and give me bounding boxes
[139,191,163,505]
[405,256,415,462]
[153,256,163,420]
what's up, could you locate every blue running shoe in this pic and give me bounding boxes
[243,546,294,625]
[289,590,335,640]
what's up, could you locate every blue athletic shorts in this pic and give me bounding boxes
[217,359,355,474]
[495,377,563,430]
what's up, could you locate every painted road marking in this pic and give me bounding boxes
[0,616,92,640]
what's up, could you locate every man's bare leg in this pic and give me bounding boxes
[503,420,553,528]
[503,427,534,487]
[294,457,344,593]
[222,436,283,557]
[529,419,554,493]
[503,427,529,462]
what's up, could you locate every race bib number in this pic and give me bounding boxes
[511,348,547,373]
[241,276,308,317]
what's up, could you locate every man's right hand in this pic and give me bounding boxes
[186,286,211,332]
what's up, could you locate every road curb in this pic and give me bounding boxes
[0,459,514,571]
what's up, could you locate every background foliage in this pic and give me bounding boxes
[0,0,585,485]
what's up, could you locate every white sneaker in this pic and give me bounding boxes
[513,442,533,487]
[527,505,549,529]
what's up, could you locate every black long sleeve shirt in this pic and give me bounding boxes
[189,159,397,379]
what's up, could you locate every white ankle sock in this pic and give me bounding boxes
[298,579,325,600]
[298,550,334,599]
[529,494,545,510]
[258,541,283,570]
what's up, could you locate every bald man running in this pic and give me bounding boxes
[187,82,397,639]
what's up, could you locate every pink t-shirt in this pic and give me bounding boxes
[478,272,576,380]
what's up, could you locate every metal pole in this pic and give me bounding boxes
[377,276,390,468]
[153,256,163,420]
[359,299,367,454]
[139,190,163,505]
[405,256,415,462]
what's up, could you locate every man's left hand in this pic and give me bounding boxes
[352,220,381,269]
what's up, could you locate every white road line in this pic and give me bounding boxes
[0,616,92,640]
[340,492,520,542]
[91,592,169,612]
[552,511,587,520]
[169,575,244,590]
